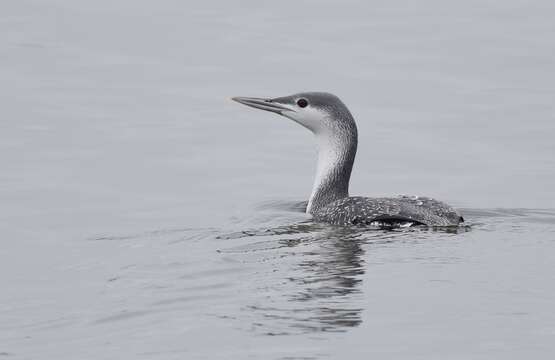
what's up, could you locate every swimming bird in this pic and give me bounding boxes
[232,92,463,227]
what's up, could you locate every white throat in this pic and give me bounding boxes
[281,104,357,214]
[306,133,349,213]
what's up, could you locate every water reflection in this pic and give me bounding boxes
[222,224,375,334]
[286,228,366,332]
[221,218,471,335]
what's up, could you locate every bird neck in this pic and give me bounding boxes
[307,130,357,214]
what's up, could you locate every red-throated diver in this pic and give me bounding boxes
[232,92,463,227]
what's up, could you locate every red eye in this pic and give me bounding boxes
[296,98,308,108]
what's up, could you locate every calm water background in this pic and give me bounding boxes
[1,0,555,359]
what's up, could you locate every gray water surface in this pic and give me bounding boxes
[1,1,555,359]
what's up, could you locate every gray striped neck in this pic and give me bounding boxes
[307,130,357,214]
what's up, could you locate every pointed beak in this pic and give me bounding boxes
[231,96,290,115]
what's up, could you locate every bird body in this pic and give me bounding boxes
[232,92,463,227]
[313,196,462,227]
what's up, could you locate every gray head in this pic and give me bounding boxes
[232,92,357,138]
[233,92,358,214]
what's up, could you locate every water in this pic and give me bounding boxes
[1,0,555,359]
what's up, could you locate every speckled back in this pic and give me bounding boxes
[313,195,463,227]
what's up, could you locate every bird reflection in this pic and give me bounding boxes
[221,223,372,334]
[220,215,469,335]
[286,228,366,332]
